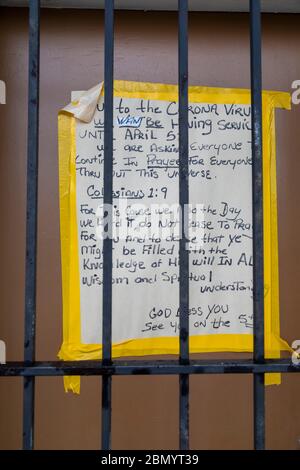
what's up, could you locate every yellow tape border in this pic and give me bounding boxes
[57,81,291,393]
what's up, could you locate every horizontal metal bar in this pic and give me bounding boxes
[2,1,300,14]
[0,360,299,376]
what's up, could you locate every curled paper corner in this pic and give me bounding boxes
[62,82,104,123]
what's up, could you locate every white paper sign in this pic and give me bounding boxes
[74,94,254,345]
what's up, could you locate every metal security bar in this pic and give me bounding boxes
[102,0,114,451]
[178,0,189,451]
[0,0,300,452]
[250,0,265,450]
[23,0,40,450]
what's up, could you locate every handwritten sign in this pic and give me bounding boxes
[76,95,257,345]
[58,81,290,383]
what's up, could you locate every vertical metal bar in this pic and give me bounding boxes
[178,0,189,451]
[250,0,265,450]
[23,0,40,451]
[101,0,114,451]
[102,375,112,449]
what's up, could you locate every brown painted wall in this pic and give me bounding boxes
[0,7,300,450]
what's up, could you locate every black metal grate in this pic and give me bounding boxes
[1,0,300,451]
